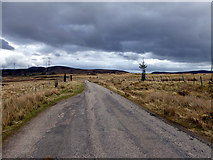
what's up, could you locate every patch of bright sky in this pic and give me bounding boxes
[0,43,211,72]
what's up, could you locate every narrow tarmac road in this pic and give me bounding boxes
[3,81,212,158]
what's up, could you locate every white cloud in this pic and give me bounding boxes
[0,42,211,72]
[0,49,31,68]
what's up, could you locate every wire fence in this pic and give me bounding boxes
[86,74,213,88]
[2,74,74,101]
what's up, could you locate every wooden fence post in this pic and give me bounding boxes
[182,75,185,82]
[193,75,195,85]
[55,80,58,88]
[70,75,72,81]
[208,81,211,88]
[64,74,66,82]
[200,76,203,87]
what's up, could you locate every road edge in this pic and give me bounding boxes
[2,82,85,141]
[89,81,212,147]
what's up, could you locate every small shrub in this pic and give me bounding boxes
[164,107,176,117]
[18,111,24,120]
[60,85,65,89]
[177,90,189,96]
[44,90,53,97]
[51,89,58,95]
[125,92,130,97]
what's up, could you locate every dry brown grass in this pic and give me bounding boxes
[2,76,84,133]
[85,73,213,140]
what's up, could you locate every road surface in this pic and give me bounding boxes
[3,81,212,158]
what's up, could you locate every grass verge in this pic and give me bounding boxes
[2,81,85,140]
[89,78,212,143]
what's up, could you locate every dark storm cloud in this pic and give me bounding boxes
[1,39,14,50]
[2,2,211,63]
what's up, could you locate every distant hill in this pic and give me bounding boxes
[2,66,128,76]
[152,70,213,74]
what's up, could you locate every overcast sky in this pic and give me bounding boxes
[0,2,211,72]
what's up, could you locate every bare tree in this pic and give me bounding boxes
[139,59,147,81]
